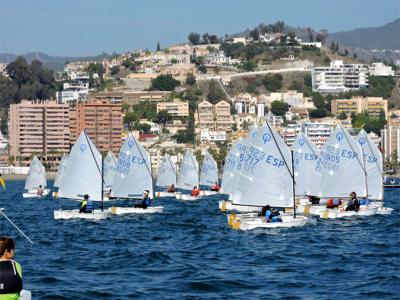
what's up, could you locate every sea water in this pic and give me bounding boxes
[0,180,399,299]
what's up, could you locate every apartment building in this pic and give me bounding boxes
[303,122,333,148]
[56,82,89,104]
[369,63,395,77]
[312,60,369,94]
[89,91,169,108]
[70,100,122,154]
[331,97,388,118]
[9,100,70,166]
[381,126,400,162]
[234,93,266,118]
[282,123,302,146]
[156,99,189,117]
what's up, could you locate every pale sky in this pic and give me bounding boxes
[0,0,399,56]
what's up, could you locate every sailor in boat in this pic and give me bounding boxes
[262,205,282,223]
[308,195,320,205]
[0,237,23,300]
[346,192,361,212]
[167,184,176,193]
[134,190,152,209]
[37,185,44,196]
[326,198,342,209]
[211,181,220,192]
[0,174,5,189]
[79,194,93,214]
[191,186,200,197]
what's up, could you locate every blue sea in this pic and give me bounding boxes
[0,180,399,299]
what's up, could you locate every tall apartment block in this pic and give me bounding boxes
[9,100,70,166]
[70,99,122,154]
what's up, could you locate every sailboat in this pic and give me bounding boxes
[155,153,177,197]
[199,151,219,196]
[291,132,321,213]
[22,156,50,198]
[227,122,308,230]
[357,129,393,215]
[175,149,199,200]
[52,154,69,198]
[109,133,163,214]
[308,125,377,219]
[103,151,117,197]
[53,131,110,220]
[219,127,262,213]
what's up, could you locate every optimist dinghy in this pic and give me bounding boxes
[53,131,110,220]
[199,151,219,196]
[52,154,69,198]
[227,122,308,230]
[357,130,393,215]
[305,126,377,219]
[22,156,50,198]
[175,150,200,201]
[155,154,177,198]
[109,133,163,215]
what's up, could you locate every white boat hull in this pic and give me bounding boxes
[376,207,394,215]
[200,190,219,196]
[109,206,164,215]
[23,189,50,198]
[228,214,308,230]
[218,200,261,213]
[175,193,199,201]
[54,209,110,220]
[155,191,176,198]
[314,206,378,219]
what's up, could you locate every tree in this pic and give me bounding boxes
[309,108,328,118]
[337,112,347,120]
[198,65,207,74]
[154,110,172,126]
[207,80,224,104]
[307,28,314,42]
[186,73,196,86]
[110,65,120,75]
[344,49,349,56]
[330,41,336,52]
[156,41,161,52]
[262,74,283,92]
[188,32,201,45]
[271,101,289,116]
[124,111,139,125]
[304,74,312,88]
[150,74,180,91]
[250,28,259,41]
[208,35,219,44]
[122,59,133,68]
[289,80,303,92]
[241,60,256,71]
[122,103,130,112]
[202,33,209,44]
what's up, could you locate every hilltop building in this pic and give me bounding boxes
[369,63,395,77]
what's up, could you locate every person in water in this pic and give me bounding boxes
[79,194,93,213]
[167,184,176,193]
[37,185,44,196]
[211,181,220,192]
[0,237,23,300]
[191,186,200,197]
[134,190,152,209]
[263,205,282,223]
[326,198,342,209]
[346,192,360,211]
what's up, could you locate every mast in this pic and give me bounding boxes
[291,150,296,218]
[101,155,104,211]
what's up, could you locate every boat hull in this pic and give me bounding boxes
[218,200,261,213]
[175,193,199,201]
[23,189,50,198]
[200,190,219,196]
[228,214,308,230]
[156,191,176,198]
[109,206,164,215]
[314,206,378,219]
[54,209,110,220]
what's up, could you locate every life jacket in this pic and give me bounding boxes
[360,198,368,205]
[0,260,23,294]
[211,185,220,191]
[167,186,175,193]
[145,197,152,207]
[191,189,200,196]
[86,200,93,212]
[326,198,341,208]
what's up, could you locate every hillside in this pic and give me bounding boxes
[330,19,400,50]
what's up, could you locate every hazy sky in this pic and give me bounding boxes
[0,0,399,56]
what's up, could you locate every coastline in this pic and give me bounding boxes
[2,173,57,180]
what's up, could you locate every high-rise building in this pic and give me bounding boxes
[303,122,333,148]
[312,60,369,94]
[9,100,70,167]
[381,126,400,162]
[70,99,122,154]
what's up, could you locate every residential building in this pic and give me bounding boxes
[331,97,388,118]
[164,120,188,135]
[70,99,122,154]
[381,126,400,162]
[214,100,233,132]
[282,123,302,146]
[204,51,240,66]
[200,128,227,142]
[89,91,169,108]
[9,100,70,167]
[234,113,257,131]
[312,60,369,94]
[157,99,189,117]
[300,42,322,48]
[265,113,284,128]
[303,122,333,148]
[196,100,215,130]
[369,63,395,77]
[234,93,266,118]
[268,91,313,109]
[56,82,89,104]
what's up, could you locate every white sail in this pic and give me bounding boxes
[317,125,367,198]
[357,129,383,200]
[199,151,218,187]
[231,123,294,207]
[54,154,69,188]
[292,132,320,197]
[58,131,102,201]
[111,133,153,198]
[176,150,199,191]
[25,156,47,190]
[103,151,117,190]
[156,154,176,188]
[221,127,259,196]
